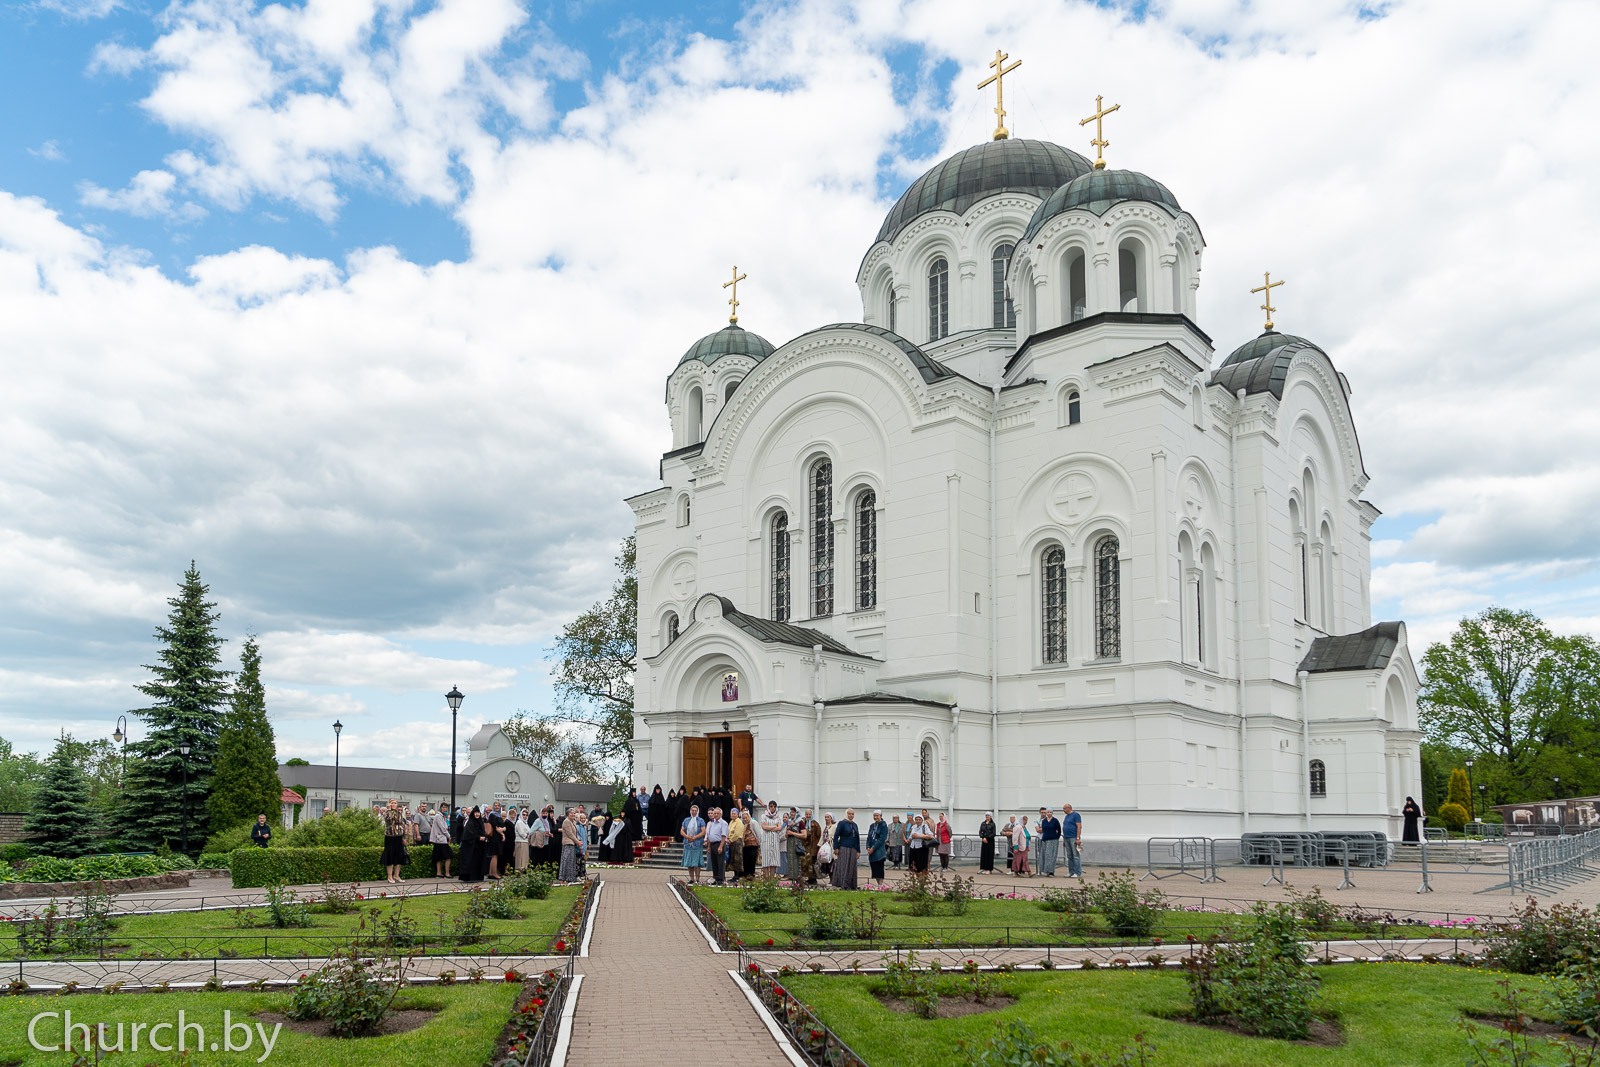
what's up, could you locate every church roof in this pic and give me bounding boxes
[823,691,955,710]
[875,138,1093,246]
[793,322,960,383]
[678,324,776,368]
[698,595,872,658]
[1208,330,1327,399]
[1299,621,1404,674]
[1022,168,1182,241]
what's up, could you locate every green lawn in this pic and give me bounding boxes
[0,985,519,1066]
[781,964,1559,1067]
[693,887,1444,948]
[0,886,579,959]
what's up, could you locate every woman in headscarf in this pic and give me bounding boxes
[1010,814,1032,877]
[558,806,585,883]
[865,810,889,886]
[936,812,953,870]
[1402,796,1425,843]
[648,785,670,838]
[802,814,823,885]
[758,801,783,878]
[831,809,861,890]
[819,813,836,880]
[612,806,636,865]
[512,808,531,872]
[380,799,410,884]
[623,788,644,843]
[978,813,997,872]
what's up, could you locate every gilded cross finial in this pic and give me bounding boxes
[976,49,1022,141]
[1250,271,1285,331]
[723,265,748,324]
[1078,94,1121,169]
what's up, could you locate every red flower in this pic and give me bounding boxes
[765,938,775,946]
[532,997,544,1007]
[553,939,568,952]
[505,971,519,982]
[747,963,760,972]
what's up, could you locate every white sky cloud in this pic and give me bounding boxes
[1,0,1597,769]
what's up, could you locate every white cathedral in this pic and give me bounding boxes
[626,85,1423,843]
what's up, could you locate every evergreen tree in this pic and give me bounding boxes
[114,562,232,852]
[1447,767,1473,812]
[24,733,101,857]
[207,637,282,834]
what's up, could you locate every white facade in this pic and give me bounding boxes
[629,136,1422,842]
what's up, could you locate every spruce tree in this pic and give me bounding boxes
[25,733,101,857]
[114,562,231,852]
[207,637,282,834]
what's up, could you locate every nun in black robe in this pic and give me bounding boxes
[458,808,486,882]
[648,786,670,837]
[623,791,644,843]
[597,814,614,863]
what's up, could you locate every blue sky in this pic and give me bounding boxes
[0,0,1595,774]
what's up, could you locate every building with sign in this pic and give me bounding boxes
[626,77,1423,840]
[277,722,597,823]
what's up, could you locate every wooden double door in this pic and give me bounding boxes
[683,731,753,792]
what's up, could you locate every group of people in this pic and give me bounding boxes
[974,805,1084,877]
[365,798,600,886]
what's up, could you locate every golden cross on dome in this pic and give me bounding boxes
[976,49,1022,141]
[1251,271,1285,331]
[723,265,747,324]
[1078,94,1121,169]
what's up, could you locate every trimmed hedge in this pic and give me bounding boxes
[229,845,454,888]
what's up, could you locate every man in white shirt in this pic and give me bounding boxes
[704,807,731,886]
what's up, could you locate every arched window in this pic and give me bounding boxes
[928,257,949,341]
[1094,535,1121,659]
[1067,249,1087,321]
[771,513,791,622]
[685,384,704,443]
[991,242,1016,328]
[1199,542,1218,669]
[1067,390,1082,426]
[1319,519,1336,631]
[1118,240,1144,312]
[724,379,740,404]
[919,739,938,801]
[1042,545,1068,664]
[888,281,897,334]
[1179,532,1200,665]
[1309,759,1327,798]
[665,612,680,645]
[1290,497,1309,621]
[811,460,834,617]
[855,490,877,611]
[677,494,691,527]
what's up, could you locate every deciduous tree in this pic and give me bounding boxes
[550,536,636,768]
[502,713,605,783]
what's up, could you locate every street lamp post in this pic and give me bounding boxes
[112,715,129,786]
[1465,759,1476,823]
[1479,783,1487,823]
[333,721,343,815]
[178,743,191,855]
[446,687,465,827]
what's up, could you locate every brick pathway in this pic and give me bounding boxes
[565,873,792,1067]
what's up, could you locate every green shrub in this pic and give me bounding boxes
[880,951,938,1019]
[802,899,849,940]
[196,852,232,870]
[1036,884,1092,914]
[1088,869,1164,940]
[1193,901,1320,1041]
[741,875,788,913]
[1484,899,1600,975]
[229,845,448,887]
[1291,886,1340,932]
[508,864,556,900]
[895,872,938,917]
[1550,958,1600,1037]
[1,843,32,865]
[203,819,259,856]
[282,807,385,848]
[19,854,188,883]
[939,873,977,916]
[263,882,314,929]
[287,938,407,1037]
[1437,801,1470,833]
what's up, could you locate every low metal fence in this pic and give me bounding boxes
[1492,827,1600,896]
[1142,837,1224,883]
[737,953,868,1067]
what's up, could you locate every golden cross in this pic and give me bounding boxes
[1250,271,1286,331]
[723,265,748,324]
[1078,94,1121,170]
[976,49,1022,141]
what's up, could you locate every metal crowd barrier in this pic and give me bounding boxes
[1488,826,1600,896]
[1141,837,1224,883]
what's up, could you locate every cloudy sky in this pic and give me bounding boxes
[1,0,1594,774]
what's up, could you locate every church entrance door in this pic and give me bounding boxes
[683,731,753,793]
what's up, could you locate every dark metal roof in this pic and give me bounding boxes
[1299,621,1403,674]
[1006,311,1211,374]
[278,763,471,794]
[695,595,872,659]
[1022,169,1181,241]
[875,139,1092,246]
[678,324,776,368]
[793,322,959,384]
[823,691,954,710]
[1208,330,1328,399]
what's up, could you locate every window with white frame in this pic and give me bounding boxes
[811,460,834,617]
[771,512,791,622]
[855,489,877,611]
[991,242,1016,328]
[928,257,949,341]
[1094,535,1121,659]
[1042,545,1068,664]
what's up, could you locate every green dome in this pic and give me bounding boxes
[677,324,776,368]
[1022,169,1182,241]
[876,139,1092,246]
[1217,329,1321,368]
[1209,330,1328,400]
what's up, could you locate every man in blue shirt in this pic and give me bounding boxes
[1060,803,1084,878]
[1036,808,1062,876]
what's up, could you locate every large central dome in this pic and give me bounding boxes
[875,138,1093,246]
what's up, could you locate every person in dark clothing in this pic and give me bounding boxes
[1402,796,1425,842]
[648,786,670,837]
[978,813,997,872]
[250,814,273,847]
[623,789,644,843]
[458,807,486,882]
[674,790,692,840]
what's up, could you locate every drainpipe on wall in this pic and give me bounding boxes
[1299,669,1313,829]
[1231,387,1251,834]
[949,704,960,813]
[813,643,824,813]
[990,384,1002,817]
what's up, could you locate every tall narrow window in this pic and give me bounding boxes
[1067,390,1082,425]
[724,379,739,403]
[919,740,937,801]
[771,513,790,622]
[1068,250,1087,321]
[855,490,877,611]
[1309,759,1327,798]
[888,286,897,333]
[665,612,680,645]
[928,256,949,341]
[991,242,1016,328]
[677,494,691,527]
[1193,571,1205,662]
[1094,535,1121,659]
[811,460,834,617]
[1042,546,1068,664]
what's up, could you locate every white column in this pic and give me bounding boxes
[947,473,961,615]
[1151,451,1170,603]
